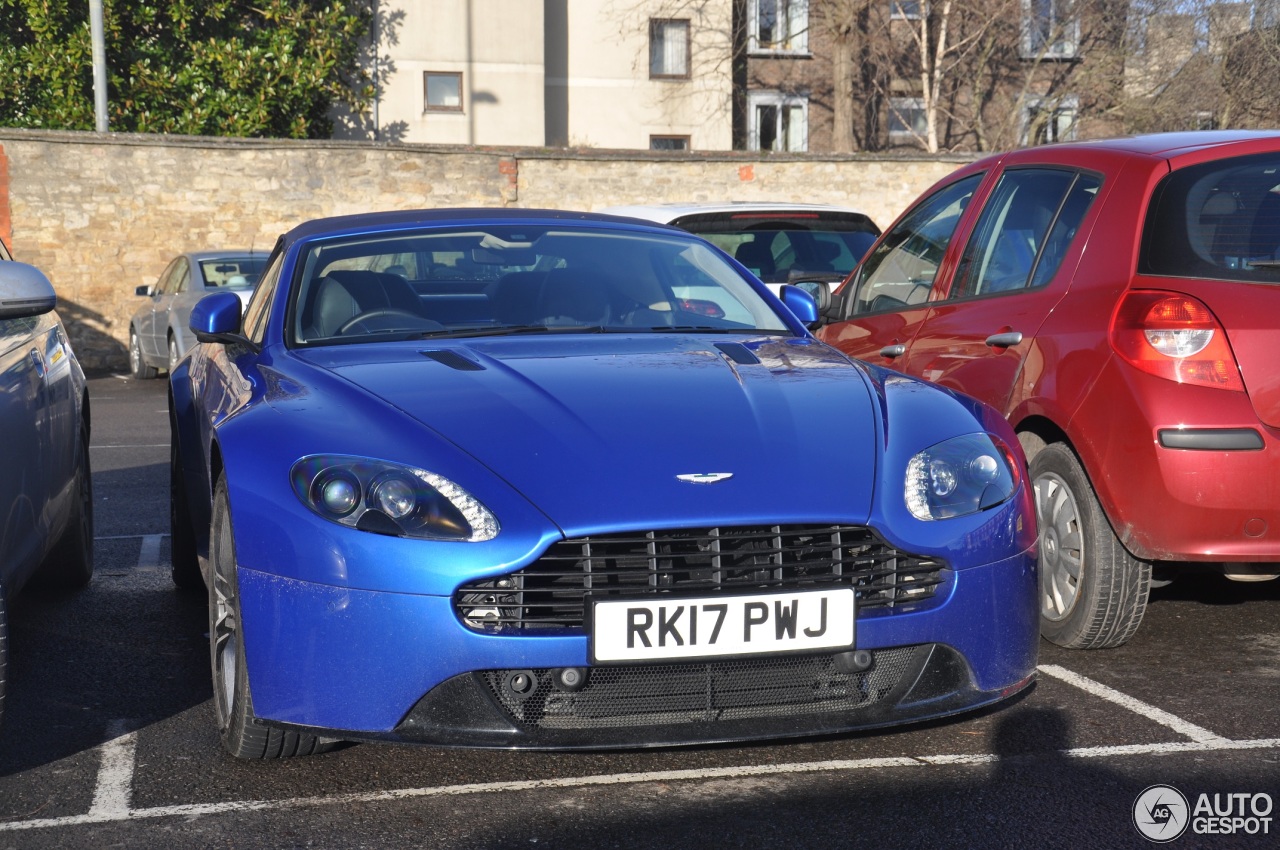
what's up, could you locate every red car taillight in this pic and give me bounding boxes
[1110,291,1244,392]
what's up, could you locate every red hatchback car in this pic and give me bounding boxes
[817,131,1280,649]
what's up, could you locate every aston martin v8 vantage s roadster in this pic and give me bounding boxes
[169,209,1038,759]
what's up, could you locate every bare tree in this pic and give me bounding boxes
[1222,23,1280,128]
[607,0,1276,155]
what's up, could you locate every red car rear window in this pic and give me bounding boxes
[1140,151,1280,284]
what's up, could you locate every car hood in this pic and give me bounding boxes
[295,335,881,534]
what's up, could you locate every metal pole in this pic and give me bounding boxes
[372,0,380,140]
[90,0,108,132]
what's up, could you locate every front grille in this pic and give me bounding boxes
[480,646,923,730]
[456,525,946,632]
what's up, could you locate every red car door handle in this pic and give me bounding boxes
[880,344,907,358]
[985,331,1023,348]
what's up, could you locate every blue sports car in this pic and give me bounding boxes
[169,209,1038,759]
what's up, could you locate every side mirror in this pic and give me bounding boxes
[779,284,819,327]
[789,278,832,314]
[135,284,154,297]
[190,291,245,343]
[0,262,58,319]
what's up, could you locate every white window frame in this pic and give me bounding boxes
[748,0,809,54]
[1193,110,1217,131]
[1020,95,1079,145]
[887,96,927,144]
[650,135,691,151]
[1021,0,1080,59]
[747,91,809,152]
[424,72,463,112]
[649,18,691,79]
[890,0,923,20]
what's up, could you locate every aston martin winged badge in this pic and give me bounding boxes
[675,473,734,484]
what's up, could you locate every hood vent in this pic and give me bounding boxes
[714,342,761,365]
[421,349,485,372]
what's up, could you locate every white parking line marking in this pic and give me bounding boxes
[90,444,169,449]
[86,722,135,819]
[2,737,1277,832]
[137,535,163,571]
[1037,664,1231,744]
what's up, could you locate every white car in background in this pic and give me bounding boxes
[600,203,881,301]
[128,251,268,378]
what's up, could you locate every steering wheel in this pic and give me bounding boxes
[337,308,434,336]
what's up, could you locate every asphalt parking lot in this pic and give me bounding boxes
[0,374,1277,849]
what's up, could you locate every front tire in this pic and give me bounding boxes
[209,476,331,758]
[1032,443,1150,649]
[129,329,157,380]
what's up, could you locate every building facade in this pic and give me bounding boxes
[339,0,734,151]
[338,0,1279,154]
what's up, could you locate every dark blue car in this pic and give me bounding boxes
[169,209,1038,759]
[0,244,93,727]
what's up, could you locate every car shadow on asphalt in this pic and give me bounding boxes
[1,529,209,779]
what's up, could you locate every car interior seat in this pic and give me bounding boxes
[734,239,776,277]
[1248,190,1280,262]
[308,269,435,337]
[807,240,841,273]
[1195,192,1242,265]
[488,271,546,325]
[978,186,1057,294]
[537,267,613,326]
[982,229,1037,293]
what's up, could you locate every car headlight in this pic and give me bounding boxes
[290,455,499,541]
[905,434,1019,521]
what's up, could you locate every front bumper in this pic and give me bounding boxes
[237,548,1037,746]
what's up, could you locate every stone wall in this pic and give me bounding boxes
[0,129,973,372]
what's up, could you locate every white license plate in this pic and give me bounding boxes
[591,588,855,663]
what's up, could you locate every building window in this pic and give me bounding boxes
[1022,96,1079,145]
[891,0,922,19]
[888,97,927,145]
[749,0,809,54]
[649,19,691,79]
[1022,0,1080,59]
[748,92,807,152]
[424,72,463,112]
[650,135,691,151]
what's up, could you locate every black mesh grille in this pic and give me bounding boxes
[481,646,923,729]
[455,525,946,633]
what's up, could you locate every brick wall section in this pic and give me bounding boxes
[0,129,972,371]
[0,144,10,249]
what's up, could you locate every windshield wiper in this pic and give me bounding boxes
[413,324,612,340]
[1244,259,1280,269]
[412,324,790,340]
[659,325,788,335]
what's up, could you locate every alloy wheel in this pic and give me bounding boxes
[1035,471,1084,622]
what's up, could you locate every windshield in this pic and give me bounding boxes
[199,256,268,290]
[291,225,792,345]
[671,211,880,283]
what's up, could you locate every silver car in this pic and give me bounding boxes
[129,251,267,378]
[0,239,93,726]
